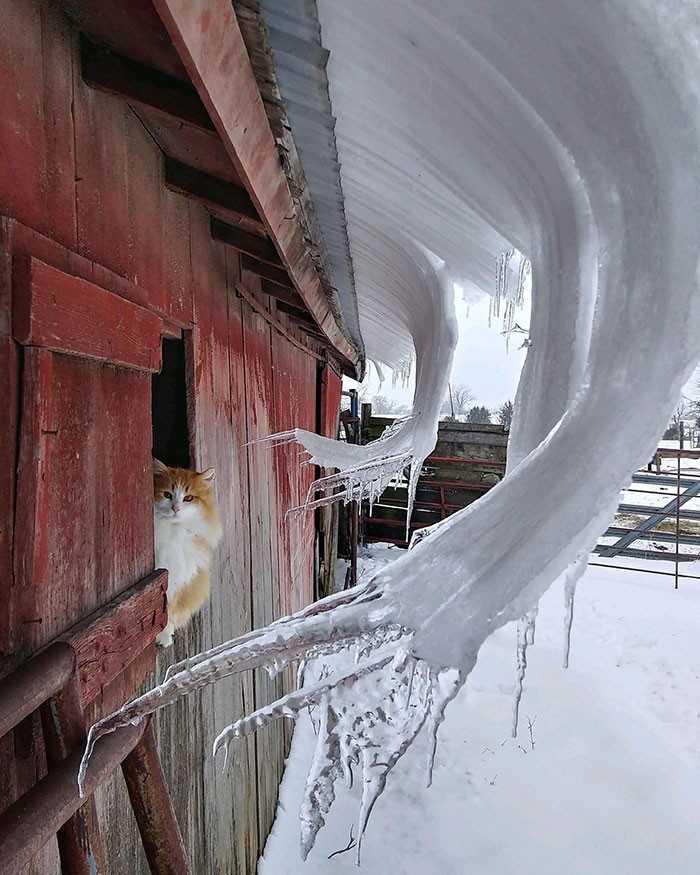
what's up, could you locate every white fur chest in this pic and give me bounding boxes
[155,518,209,594]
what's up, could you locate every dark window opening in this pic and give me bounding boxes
[152,336,190,469]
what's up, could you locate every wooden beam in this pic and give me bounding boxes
[210,218,281,267]
[240,255,294,291]
[80,35,214,132]
[12,256,163,372]
[151,0,361,375]
[260,279,306,310]
[60,570,168,707]
[164,157,264,231]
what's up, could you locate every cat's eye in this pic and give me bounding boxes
[184,495,194,502]
[163,491,172,500]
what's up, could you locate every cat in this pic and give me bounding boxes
[153,458,222,647]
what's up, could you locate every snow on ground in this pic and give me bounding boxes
[260,545,700,874]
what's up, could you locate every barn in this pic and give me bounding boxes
[0,1,360,872]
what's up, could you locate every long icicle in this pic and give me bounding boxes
[563,576,578,669]
[511,606,538,737]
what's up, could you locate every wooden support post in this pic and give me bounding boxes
[122,722,190,875]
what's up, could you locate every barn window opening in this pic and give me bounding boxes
[152,336,191,469]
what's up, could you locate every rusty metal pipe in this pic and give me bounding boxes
[122,722,190,875]
[41,670,107,875]
[0,721,145,874]
[0,642,75,739]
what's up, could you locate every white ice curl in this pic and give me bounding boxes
[79,0,700,861]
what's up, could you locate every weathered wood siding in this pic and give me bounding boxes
[0,2,339,871]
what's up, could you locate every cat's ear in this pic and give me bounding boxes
[199,467,216,483]
[153,458,169,476]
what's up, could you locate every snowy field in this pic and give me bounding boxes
[260,545,700,874]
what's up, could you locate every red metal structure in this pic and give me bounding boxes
[0,1,352,871]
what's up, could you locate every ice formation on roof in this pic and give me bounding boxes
[80,0,700,861]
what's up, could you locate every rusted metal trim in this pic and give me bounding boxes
[0,722,146,874]
[121,723,190,875]
[0,642,75,738]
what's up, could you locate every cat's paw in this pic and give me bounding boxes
[157,626,175,648]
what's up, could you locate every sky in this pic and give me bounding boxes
[348,284,531,412]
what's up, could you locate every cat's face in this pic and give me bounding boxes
[153,459,216,525]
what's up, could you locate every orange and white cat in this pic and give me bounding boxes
[153,458,222,647]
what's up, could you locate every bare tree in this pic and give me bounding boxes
[371,394,410,416]
[664,398,692,445]
[440,383,475,418]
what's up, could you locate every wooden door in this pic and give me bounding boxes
[9,255,163,678]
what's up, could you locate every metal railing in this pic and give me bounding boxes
[592,448,700,588]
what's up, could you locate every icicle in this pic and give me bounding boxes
[300,698,342,860]
[425,668,461,788]
[213,657,393,753]
[355,748,386,865]
[563,575,578,669]
[511,606,538,737]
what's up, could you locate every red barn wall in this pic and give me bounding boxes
[0,1,334,871]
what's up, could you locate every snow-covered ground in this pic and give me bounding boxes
[260,545,700,874]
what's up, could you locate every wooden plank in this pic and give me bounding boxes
[151,0,361,374]
[235,282,323,362]
[13,351,154,658]
[13,348,55,657]
[0,0,47,236]
[60,571,168,707]
[161,185,195,326]
[1,216,167,322]
[321,364,342,441]
[287,349,319,611]
[73,51,132,280]
[0,338,18,659]
[211,218,281,267]
[13,256,163,372]
[241,298,285,848]
[40,2,78,251]
[148,207,258,874]
[317,364,342,598]
[125,110,167,314]
[164,157,263,230]
[135,105,241,185]
[80,36,215,132]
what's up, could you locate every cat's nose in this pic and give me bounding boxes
[172,503,182,514]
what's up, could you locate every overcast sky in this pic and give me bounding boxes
[349,285,531,411]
